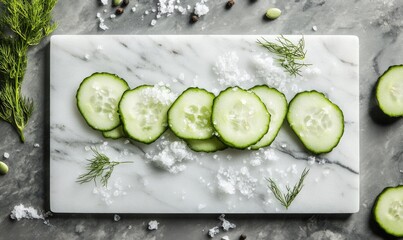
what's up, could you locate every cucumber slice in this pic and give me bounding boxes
[102,125,124,139]
[119,85,175,144]
[287,90,344,154]
[168,88,215,140]
[76,72,129,131]
[373,185,403,237]
[212,87,270,149]
[186,136,227,152]
[376,65,403,117]
[250,85,288,150]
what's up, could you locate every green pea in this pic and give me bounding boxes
[113,0,122,7]
[0,161,8,175]
[266,8,282,20]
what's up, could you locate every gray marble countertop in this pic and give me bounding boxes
[1,0,403,239]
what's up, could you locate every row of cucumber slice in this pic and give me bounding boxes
[76,72,344,154]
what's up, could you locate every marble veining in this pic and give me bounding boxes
[49,35,359,214]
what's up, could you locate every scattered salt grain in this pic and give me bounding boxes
[307,156,316,165]
[10,204,44,221]
[145,10,150,15]
[145,139,194,174]
[312,25,318,31]
[3,152,9,159]
[198,203,206,210]
[34,143,40,148]
[92,178,128,205]
[151,19,157,26]
[124,140,130,144]
[216,167,257,198]
[131,7,136,12]
[100,0,108,5]
[84,54,90,61]
[222,236,230,240]
[208,226,220,238]
[219,214,236,231]
[110,14,116,19]
[114,214,121,222]
[148,220,159,230]
[194,0,209,17]
[213,52,252,86]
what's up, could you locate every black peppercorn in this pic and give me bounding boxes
[121,0,129,7]
[239,234,247,240]
[190,14,199,23]
[115,7,124,15]
[226,0,235,9]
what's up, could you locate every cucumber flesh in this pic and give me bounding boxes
[102,125,124,139]
[186,137,227,152]
[376,65,403,117]
[250,86,288,150]
[373,186,403,237]
[287,91,344,154]
[168,88,215,140]
[119,85,176,144]
[212,87,270,149]
[76,72,129,131]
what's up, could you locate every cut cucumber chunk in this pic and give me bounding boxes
[287,91,344,154]
[119,85,175,144]
[102,125,124,139]
[376,65,403,117]
[373,185,403,237]
[212,87,270,149]
[168,88,215,140]
[250,85,288,150]
[186,136,227,152]
[76,72,129,131]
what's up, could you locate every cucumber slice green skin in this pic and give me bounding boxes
[102,125,125,139]
[186,136,227,153]
[211,87,271,149]
[373,185,403,237]
[287,90,344,154]
[119,85,173,144]
[376,65,403,117]
[249,85,288,150]
[76,72,129,131]
[168,87,215,140]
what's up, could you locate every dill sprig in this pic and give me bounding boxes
[77,147,132,187]
[257,35,311,77]
[0,0,57,142]
[266,168,310,209]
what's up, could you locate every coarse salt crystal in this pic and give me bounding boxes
[194,1,209,17]
[10,204,44,221]
[198,203,206,210]
[110,14,116,19]
[148,220,159,230]
[131,7,137,12]
[100,0,108,5]
[208,226,220,238]
[219,214,236,231]
[312,25,318,31]
[221,236,230,240]
[114,214,121,221]
[3,152,9,159]
[151,19,157,26]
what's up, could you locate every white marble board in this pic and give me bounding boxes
[49,35,359,214]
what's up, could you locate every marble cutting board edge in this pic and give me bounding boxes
[49,35,359,214]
